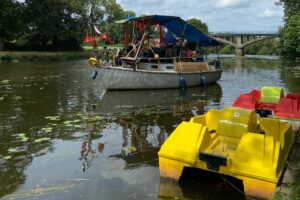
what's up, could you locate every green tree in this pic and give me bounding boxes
[280,13,300,58]
[186,18,208,33]
[20,0,87,50]
[279,0,300,18]
[0,0,24,50]
[278,0,300,58]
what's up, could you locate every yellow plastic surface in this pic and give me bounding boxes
[158,107,295,199]
[261,86,284,104]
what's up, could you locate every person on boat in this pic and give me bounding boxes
[103,46,110,63]
[92,40,99,59]
[196,44,204,62]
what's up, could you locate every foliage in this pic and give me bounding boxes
[279,0,300,59]
[186,18,208,34]
[0,0,24,50]
[0,0,135,51]
[279,0,300,19]
[279,13,300,58]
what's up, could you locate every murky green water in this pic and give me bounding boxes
[0,57,299,200]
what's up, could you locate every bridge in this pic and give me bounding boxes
[209,32,281,56]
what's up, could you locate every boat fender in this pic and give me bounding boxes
[91,70,98,80]
[179,76,186,89]
[88,57,100,67]
[201,75,207,86]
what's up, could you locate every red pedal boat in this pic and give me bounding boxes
[233,86,300,128]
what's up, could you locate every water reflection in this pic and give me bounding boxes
[87,85,223,170]
[1,57,298,200]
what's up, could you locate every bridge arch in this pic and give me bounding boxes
[210,33,281,56]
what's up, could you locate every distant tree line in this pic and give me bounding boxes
[0,0,135,51]
[278,0,300,59]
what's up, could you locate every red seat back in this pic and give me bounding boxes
[233,94,259,110]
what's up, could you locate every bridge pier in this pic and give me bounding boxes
[236,48,245,57]
[235,36,245,57]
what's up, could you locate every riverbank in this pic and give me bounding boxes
[0,51,90,63]
[0,45,122,63]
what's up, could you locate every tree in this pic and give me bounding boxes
[0,0,24,50]
[186,18,208,33]
[278,0,300,58]
[280,13,300,58]
[279,0,300,19]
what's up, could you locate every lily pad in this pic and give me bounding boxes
[1,80,10,84]
[121,146,137,154]
[41,127,53,133]
[15,133,29,142]
[0,97,4,101]
[8,148,18,153]
[34,137,51,143]
[4,156,12,160]
[45,116,60,121]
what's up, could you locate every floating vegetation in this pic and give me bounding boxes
[40,87,44,90]
[34,137,51,143]
[88,116,104,121]
[121,146,137,154]
[41,127,53,133]
[8,148,19,153]
[14,96,22,100]
[4,183,80,200]
[15,133,29,142]
[4,156,12,160]
[1,80,10,84]
[0,97,4,101]
[45,116,60,121]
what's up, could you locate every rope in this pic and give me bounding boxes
[219,174,246,197]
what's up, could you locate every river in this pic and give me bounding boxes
[0,56,299,200]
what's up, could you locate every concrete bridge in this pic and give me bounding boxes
[210,32,281,56]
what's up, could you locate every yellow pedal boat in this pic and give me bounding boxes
[158,107,295,199]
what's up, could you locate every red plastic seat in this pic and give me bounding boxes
[286,93,300,101]
[233,94,259,110]
[248,90,261,102]
[275,97,300,119]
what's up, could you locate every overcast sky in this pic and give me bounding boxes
[116,0,284,33]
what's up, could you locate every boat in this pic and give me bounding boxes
[87,15,222,90]
[233,86,300,130]
[158,107,295,199]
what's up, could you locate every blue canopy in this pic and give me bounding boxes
[126,15,221,46]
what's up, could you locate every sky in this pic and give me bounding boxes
[116,0,284,33]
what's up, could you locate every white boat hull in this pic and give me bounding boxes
[96,66,222,90]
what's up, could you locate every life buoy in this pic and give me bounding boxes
[88,57,100,67]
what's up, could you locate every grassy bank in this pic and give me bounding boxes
[0,51,90,63]
[0,44,123,63]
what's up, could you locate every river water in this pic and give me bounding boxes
[0,56,299,200]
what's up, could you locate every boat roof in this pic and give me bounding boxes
[117,15,221,46]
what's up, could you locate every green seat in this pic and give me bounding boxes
[261,86,284,104]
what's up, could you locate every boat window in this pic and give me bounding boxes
[166,66,173,69]
[151,65,158,69]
